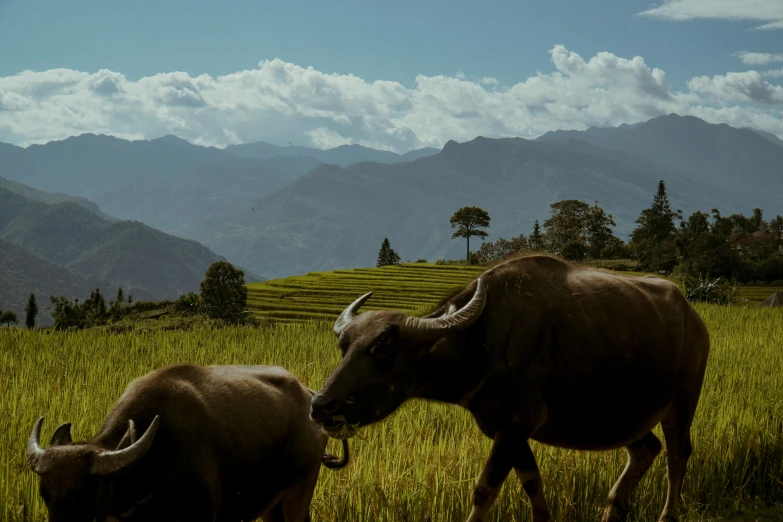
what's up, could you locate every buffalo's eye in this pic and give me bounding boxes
[371,336,394,356]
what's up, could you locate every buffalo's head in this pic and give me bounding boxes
[26,415,159,522]
[311,278,486,438]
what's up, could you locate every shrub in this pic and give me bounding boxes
[174,292,201,316]
[683,274,739,305]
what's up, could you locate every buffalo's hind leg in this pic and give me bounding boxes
[658,398,697,522]
[261,500,285,522]
[601,431,662,522]
[279,467,320,522]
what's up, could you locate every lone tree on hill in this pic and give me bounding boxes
[25,292,38,329]
[377,238,401,267]
[450,206,491,264]
[200,261,248,324]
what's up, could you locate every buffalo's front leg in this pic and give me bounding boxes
[466,433,553,522]
[466,434,514,522]
[513,442,553,522]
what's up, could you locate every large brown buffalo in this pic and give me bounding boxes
[310,254,710,522]
[27,363,349,522]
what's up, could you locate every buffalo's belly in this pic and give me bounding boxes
[218,469,308,518]
[530,404,670,450]
[217,480,282,521]
[530,376,674,449]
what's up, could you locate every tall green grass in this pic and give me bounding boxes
[1,304,782,521]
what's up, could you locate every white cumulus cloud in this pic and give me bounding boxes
[732,51,783,65]
[1,45,783,152]
[639,0,783,30]
[688,71,783,104]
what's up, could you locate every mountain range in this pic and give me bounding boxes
[225,140,440,165]
[0,135,440,237]
[194,115,783,279]
[2,113,781,285]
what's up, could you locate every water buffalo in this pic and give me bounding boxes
[27,363,349,522]
[310,254,710,522]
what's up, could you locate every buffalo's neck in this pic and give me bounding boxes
[417,334,487,405]
[108,456,159,517]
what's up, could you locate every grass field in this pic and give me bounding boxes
[1,263,782,521]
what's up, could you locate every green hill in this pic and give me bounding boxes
[0,240,151,326]
[0,186,227,321]
[0,175,113,219]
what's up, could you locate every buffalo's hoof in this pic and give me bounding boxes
[601,505,628,522]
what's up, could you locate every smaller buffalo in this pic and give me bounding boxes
[27,363,349,522]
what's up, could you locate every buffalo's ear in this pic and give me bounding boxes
[383,324,400,344]
[115,420,137,451]
[49,423,72,447]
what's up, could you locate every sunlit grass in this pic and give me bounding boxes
[1,303,782,521]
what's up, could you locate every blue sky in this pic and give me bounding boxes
[1,0,779,89]
[1,0,782,150]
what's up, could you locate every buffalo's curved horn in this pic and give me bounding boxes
[27,417,45,473]
[90,416,160,476]
[403,278,486,338]
[333,292,373,337]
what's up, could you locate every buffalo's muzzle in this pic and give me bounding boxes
[310,392,342,423]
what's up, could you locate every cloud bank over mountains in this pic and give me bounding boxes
[1,45,782,152]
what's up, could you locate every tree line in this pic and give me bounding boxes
[376,180,783,285]
[1,261,251,330]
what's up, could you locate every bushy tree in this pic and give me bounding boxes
[49,296,83,330]
[474,234,529,264]
[450,206,491,263]
[674,210,737,279]
[629,180,682,272]
[82,288,108,327]
[0,310,18,327]
[25,293,38,329]
[49,288,111,330]
[199,261,248,324]
[376,238,401,267]
[542,200,619,261]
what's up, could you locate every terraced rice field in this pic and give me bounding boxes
[247,263,485,323]
[247,263,782,324]
[736,285,783,304]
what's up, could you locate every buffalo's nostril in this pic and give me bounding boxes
[311,393,341,418]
